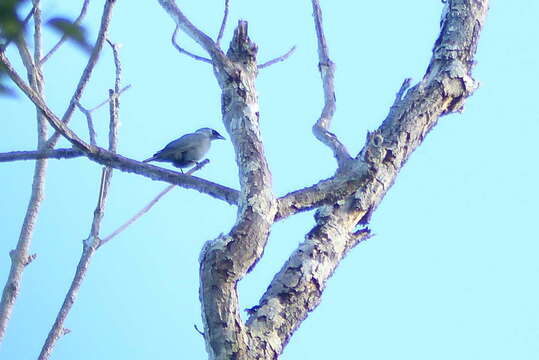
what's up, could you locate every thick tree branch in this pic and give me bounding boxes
[245,0,489,356]
[198,21,277,359]
[275,172,367,221]
[311,0,352,169]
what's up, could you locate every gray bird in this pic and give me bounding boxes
[143,128,225,171]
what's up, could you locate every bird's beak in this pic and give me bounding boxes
[216,133,225,140]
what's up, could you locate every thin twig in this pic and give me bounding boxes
[107,40,122,153]
[194,324,205,336]
[387,78,412,120]
[40,0,91,64]
[46,0,117,148]
[157,0,230,68]
[216,0,230,47]
[32,1,43,85]
[38,168,113,360]
[76,102,97,146]
[99,159,210,247]
[89,85,131,112]
[395,78,412,103]
[0,149,83,162]
[172,25,212,63]
[76,85,131,147]
[310,0,351,168]
[258,45,297,69]
[39,36,123,358]
[107,39,122,94]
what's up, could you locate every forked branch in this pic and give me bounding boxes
[245,1,490,358]
[310,0,352,169]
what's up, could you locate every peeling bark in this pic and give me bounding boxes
[199,21,277,359]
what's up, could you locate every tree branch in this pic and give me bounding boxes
[46,0,117,148]
[99,159,210,247]
[157,0,230,70]
[275,172,367,221]
[0,149,83,162]
[38,167,113,360]
[198,21,277,359]
[258,45,296,69]
[39,44,124,357]
[89,85,130,112]
[215,0,230,47]
[76,102,97,146]
[0,52,239,205]
[245,0,490,356]
[171,25,212,63]
[310,0,352,169]
[0,2,47,343]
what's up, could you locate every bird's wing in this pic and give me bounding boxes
[155,133,205,156]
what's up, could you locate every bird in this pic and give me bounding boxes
[142,128,225,171]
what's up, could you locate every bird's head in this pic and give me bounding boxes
[196,128,226,141]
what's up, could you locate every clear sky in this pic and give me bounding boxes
[1,1,538,359]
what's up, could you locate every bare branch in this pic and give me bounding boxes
[38,167,113,360]
[76,102,97,146]
[39,41,124,356]
[275,173,367,221]
[171,25,212,63]
[258,45,296,69]
[0,160,47,345]
[0,149,83,162]
[32,0,43,70]
[1,52,92,151]
[157,0,230,69]
[76,86,130,147]
[107,40,122,152]
[107,39,121,94]
[216,0,230,47]
[386,77,412,122]
[198,21,277,359]
[75,36,129,148]
[0,4,47,343]
[89,85,131,112]
[100,159,209,247]
[1,52,239,205]
[40,0,90,64]
[246,1,490,356]
[310,0,352,169]
[46,0,117,148]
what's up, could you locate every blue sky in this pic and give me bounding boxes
[1,1,538,359]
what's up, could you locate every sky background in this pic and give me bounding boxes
[1,1,538,359]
